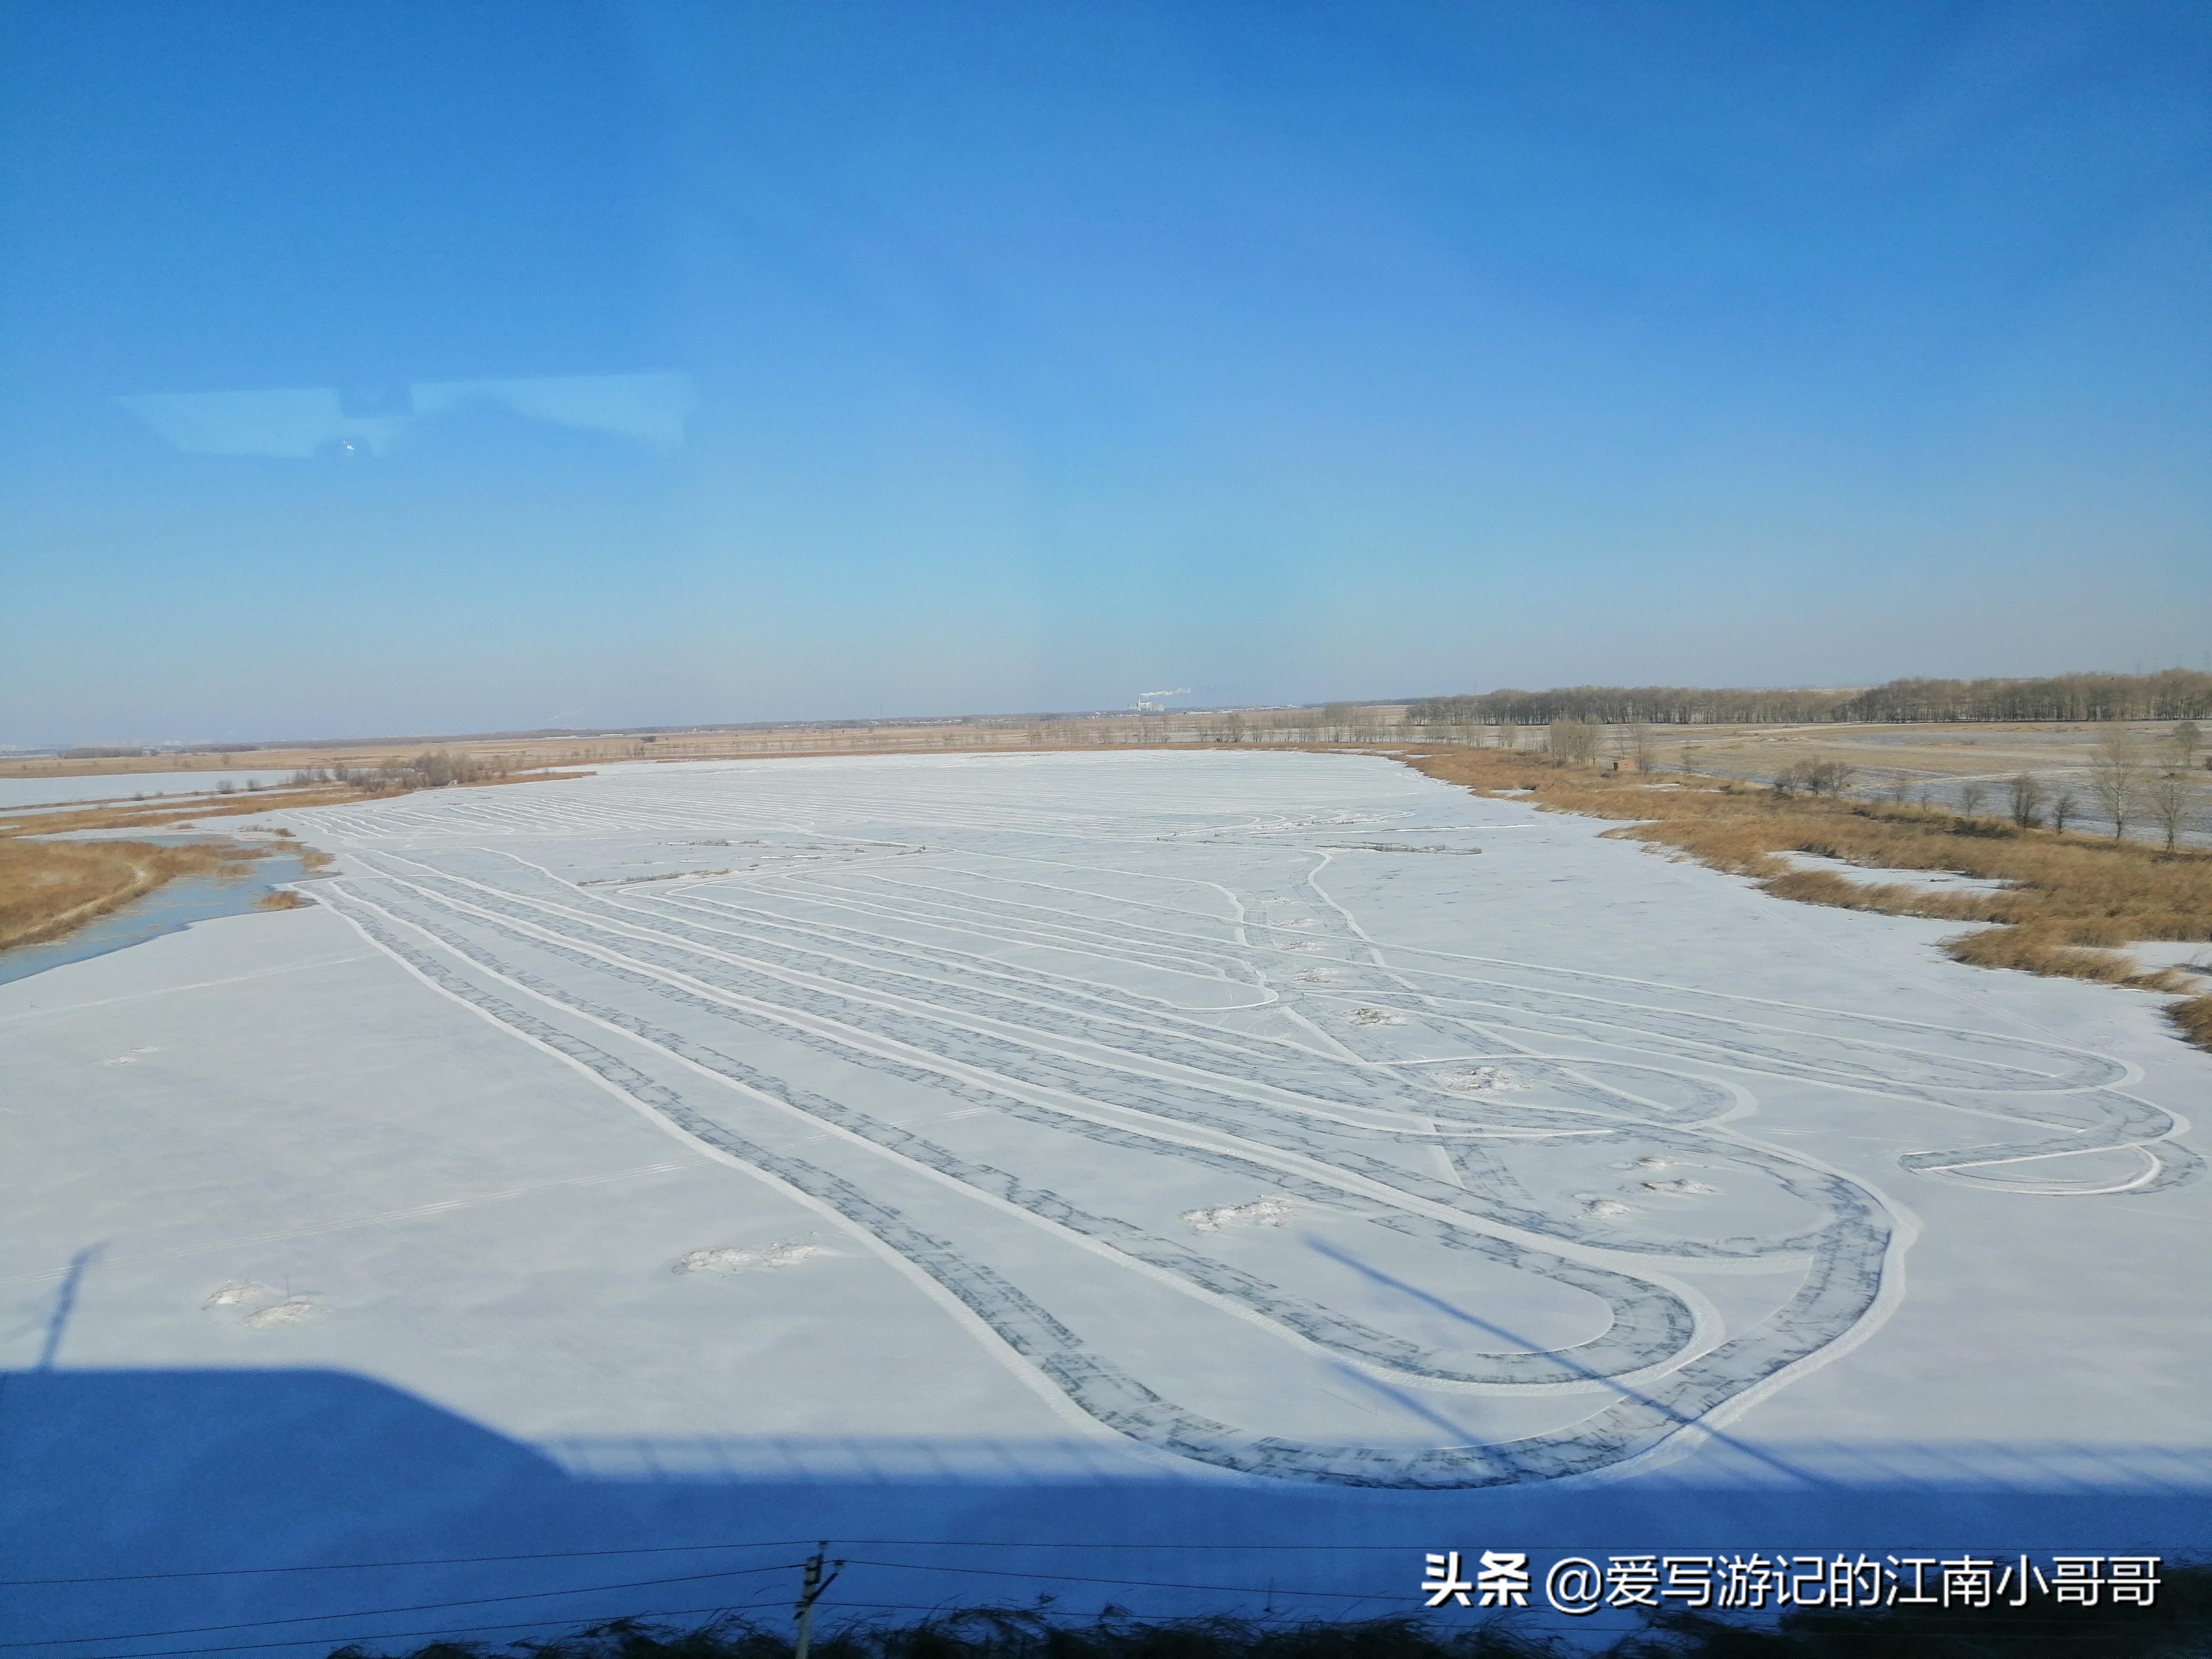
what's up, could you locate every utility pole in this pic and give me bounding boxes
[793,1542,842,1659]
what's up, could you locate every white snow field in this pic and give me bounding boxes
[3,750,2207,1653]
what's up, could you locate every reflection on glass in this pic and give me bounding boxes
[119,371,696,458]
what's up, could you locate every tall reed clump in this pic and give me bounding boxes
[1399,748,2212,1055]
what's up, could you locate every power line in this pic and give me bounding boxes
[4,1556,1413,1650]
[0,1538,1442,1589]
[0,1543,816,1589]
[52,1593,1421,1659]
[23,1589,2176,1659]
[5,1552,1418,1655]
[838,1559,1397,1602]
[21,1542,2170,1659]
[0,1562,805,1650]
[4,1598,802,1659]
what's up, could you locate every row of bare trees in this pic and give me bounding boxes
[1837,670,2212,723]
[286,750,521,793]
[1770,726,2203,849]
[1411,685,1855,728]
[2085,723,2204,849]
[1408,669,2212,729]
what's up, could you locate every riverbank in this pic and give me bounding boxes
[1396,745,2212,1054]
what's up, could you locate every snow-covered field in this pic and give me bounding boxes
[4,751,2206,1652]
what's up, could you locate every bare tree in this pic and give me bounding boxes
[1548,719,1602,767]
[1777,757,1856,796]
[1958,780,1990,818]
[1622,721,1657,773]
[2006,773,2047,829]
[2087,726,2148,841]
[2145,766,2199,852]
[2171,719,2204,773]
[2049,785,2078,833]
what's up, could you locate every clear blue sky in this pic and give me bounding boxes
[2,1,2207,744]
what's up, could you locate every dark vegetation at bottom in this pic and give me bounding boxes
[337,1568,2212,1659]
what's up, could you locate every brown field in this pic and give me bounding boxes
[0,708,1410,786]
[0,725,1134,784]
[1668,719,2171,781]
[1397,745,2212,1055]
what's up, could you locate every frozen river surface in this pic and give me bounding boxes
[0,769,298,810]
[4,751,2206,1651]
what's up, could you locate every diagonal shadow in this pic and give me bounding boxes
[36,1244,101,1370]
[1304,1234,1829,1485]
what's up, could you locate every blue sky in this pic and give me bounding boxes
[2,1,2207,743]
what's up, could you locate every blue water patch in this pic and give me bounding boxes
[0,842,316,986]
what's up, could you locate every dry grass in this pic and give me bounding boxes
[0,839,258,951]
[0,764,573,958]
[0,771,585,842]
[0,784,387,840]
[1400,747,2212,1055]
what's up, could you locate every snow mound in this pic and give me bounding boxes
[242,1297,318,1329]
[673,1242,830,1276]
[99,1047,158,1067]
[1291,969,1337,984]
[1642,1178,1719,1196]
[1582,1199,1634,1220]
[203,1281,319,1328]
[1440,1066,1522,1093]
[1346,1006,1407,1027]
[1183,1196,1295,1233]
[202,1279,280,1310]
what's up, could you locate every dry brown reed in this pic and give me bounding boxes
[0,764,582,955]
[0,769,585,843]
[1401,747,2212,1054]
[0,840,257,951]
[0,785,382,841]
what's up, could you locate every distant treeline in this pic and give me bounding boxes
[1407,669,2212,728]
[286,750,519,793]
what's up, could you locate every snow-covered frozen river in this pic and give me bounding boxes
[4,751,2205,1653]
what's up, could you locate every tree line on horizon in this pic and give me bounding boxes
[1406,668,2212,728]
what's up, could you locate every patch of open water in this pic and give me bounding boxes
[0,840,315,986]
